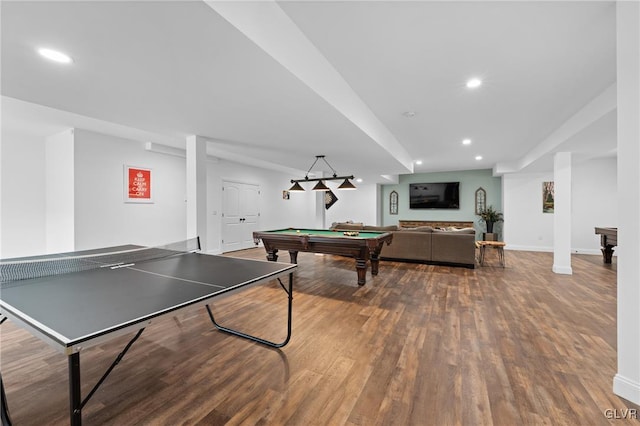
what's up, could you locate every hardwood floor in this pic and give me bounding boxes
[1,248,638,425]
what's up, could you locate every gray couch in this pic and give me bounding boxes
[330,223,476,268]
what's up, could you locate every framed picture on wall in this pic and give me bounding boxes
[475,187,486,215]
[124,165,153,203]
[542,181,554,213]
[390,191,398,215]
[325,190,338,210]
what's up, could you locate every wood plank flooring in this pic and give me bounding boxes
[1,248,638,425]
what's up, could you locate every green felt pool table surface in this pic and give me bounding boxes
[262,228,388,239]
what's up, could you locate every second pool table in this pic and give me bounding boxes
[253,228,393,285]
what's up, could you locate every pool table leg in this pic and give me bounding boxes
[356,258,367,285]
[288,250,299,264]
[266,249,278,262]
[370,254,380,276]
[601,245,614,264]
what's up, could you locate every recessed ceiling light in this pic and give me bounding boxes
[356,178,363,183]
[38,47,73,64]
[415,160,423,165]
[462,139,472,145]
[475,155,483,161]
[466,78,482,89]
[402,111,416,118]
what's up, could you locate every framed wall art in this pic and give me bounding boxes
[542,181,554,213]
[390,191,398,215]
[124,165,153,203]
[325,190,338,210]
[475,187,486,215]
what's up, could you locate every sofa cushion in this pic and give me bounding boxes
[397,226,433,232]
[363,225,398,231]
[433,227,476,234]
[330,222,364,230]
[414,226,434,232]
[380,230,432,261]
[431,232,476,265]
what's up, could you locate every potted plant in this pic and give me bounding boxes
[478,205,503,235]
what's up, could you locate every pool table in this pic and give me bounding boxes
[253,228,393,285]
[595,227,617,264]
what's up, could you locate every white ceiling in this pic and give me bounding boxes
[1,1,618,183]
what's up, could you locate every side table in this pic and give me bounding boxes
[475,240,506,267]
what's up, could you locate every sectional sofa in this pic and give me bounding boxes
[330,222,476,268]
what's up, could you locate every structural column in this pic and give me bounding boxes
[314,172,327,228]
[186,135,208,251]
[614,1,640,405]
[45,129,76,253]
[552,152,572,275]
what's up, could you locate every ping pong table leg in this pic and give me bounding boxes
[69,353,82,426]
[206,272,293,348]
[66,328,145,426]
[1,316,14,426]
[1,373,12,426]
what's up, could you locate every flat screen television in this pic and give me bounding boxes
[409,182,460,209]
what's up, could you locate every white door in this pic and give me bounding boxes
[240,184,260,248]
[221,181,260,252]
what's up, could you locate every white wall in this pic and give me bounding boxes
[0,129,46,258]
[503,157,617,253]
[572,157,617,252]
[1,124,335,257]
[1,122,619,258]
[45,129,75,253]
[503,172,555,251]
[206,159,317,253]
[2,127,188,256]
[381,169,503,232]
[73,129,187,250]
[325,183,378,226]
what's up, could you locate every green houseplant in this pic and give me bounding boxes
[478,205,503,234]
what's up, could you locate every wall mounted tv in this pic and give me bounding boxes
[409,182,460,209]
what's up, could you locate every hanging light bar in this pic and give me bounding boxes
[288,155,357,192]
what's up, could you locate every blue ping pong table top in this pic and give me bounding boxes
[0,248,296,352]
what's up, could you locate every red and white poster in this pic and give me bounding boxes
[124,166,153,203]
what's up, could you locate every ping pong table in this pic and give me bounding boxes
[0,238,296,425]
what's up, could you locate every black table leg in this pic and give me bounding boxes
[1,373,12,426]
[69,353,82,426]
[206,273,294,348]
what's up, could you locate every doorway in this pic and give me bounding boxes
[221,181,260,252]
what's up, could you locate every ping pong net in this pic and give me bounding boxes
[0,237,201,284]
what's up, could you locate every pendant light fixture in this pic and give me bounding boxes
[288,155,356,192]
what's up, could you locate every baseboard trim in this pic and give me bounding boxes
[506,245,553,252]
[505,245,612,257]
[614,374,640,405]
[552,264,573,275]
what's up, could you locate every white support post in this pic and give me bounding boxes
[614,0,640,405]
[45,129,76,253]
[552,152,572,275]
[186,135,208,251]
[314,173,326,229]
